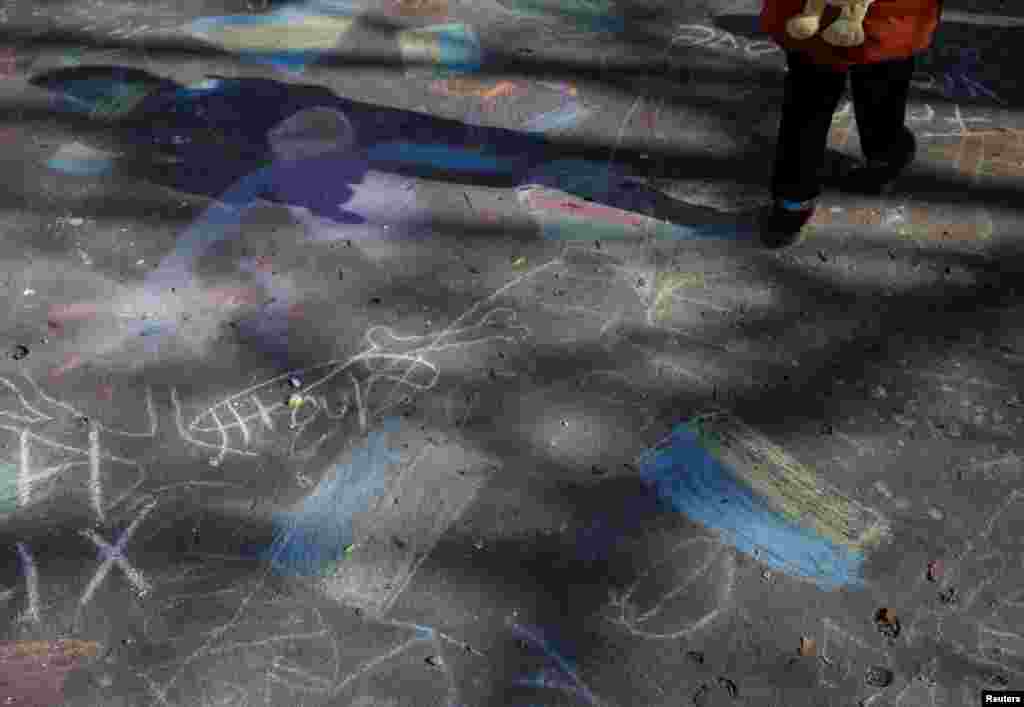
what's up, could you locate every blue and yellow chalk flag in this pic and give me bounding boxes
[639,411,889,590]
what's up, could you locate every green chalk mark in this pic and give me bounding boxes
[0,462,19,515]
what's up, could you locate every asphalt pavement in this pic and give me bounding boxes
[1,1,1024,706]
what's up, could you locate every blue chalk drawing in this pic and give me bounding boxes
[184,7,355,75]
[185,3,482,77]
[638,422,867,590]
[398,23,484,77]
[247,416,404,576]
[46,144,116,176]
[366,142,520,174]
[510,623,600,706]
[942,48,1005,105]
[522,103,592,134]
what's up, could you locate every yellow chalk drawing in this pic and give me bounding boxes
[397,27,444,63]
[387,0,449,18]
[4,639,100,659]
[653,271,704,321]
[895,206,993,244]
[689,411,890,554]
[197,15,356,53]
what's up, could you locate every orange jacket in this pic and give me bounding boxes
[760,0,942,71]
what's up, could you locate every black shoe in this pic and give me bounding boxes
[760,199,816,249]
[842,130,917,196]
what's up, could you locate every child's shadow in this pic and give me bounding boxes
[29,65,757,245]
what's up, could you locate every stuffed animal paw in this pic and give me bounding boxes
[785,0,875,48]
[786,0,828,40]
[819,3,868,46]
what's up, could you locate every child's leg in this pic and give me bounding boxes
[849,55,917,168]
[770,51,849,205]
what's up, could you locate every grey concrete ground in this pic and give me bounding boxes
[1,0,1024,705]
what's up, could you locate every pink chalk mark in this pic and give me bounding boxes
[0,640,99,706]
[0,47,16,78]
[207,286,261,308]
[49,353,84,382]
[639,109,657,133]
[526,193,644,227]
[287,303,305,320]
[97,383,114,401]
[49,302,101,324]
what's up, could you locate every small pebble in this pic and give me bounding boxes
[686,650,705,664]
[10,345,29,360]
[927,506,944,521]
[717,676,737,698]
[424,655,442,667]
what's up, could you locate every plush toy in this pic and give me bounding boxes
[785,0,877,47]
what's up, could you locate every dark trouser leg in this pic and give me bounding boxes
[849,54,917,166]
[771,50,848,204]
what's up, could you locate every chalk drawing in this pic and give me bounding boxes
[669,24,782,59]
[76,498,157,621]
[397,24,483,78]
[384,0,449,18]
[14,543,40,625]
[652,271,705,322]
[37,73,156,118]
[608,535,735,640]
[0,639,101,706]
[828,100,1001,242]
[179,306,530,460]
[134,556,455,707]
[184,2,480,77]
[0,375,154,521]
[248,417,403,577]
[941,48,1005,105]
[509,622,603,707]
[45,141,120,176]
[493,0,624,33]
[0,46,17,78]
[324,439,495,617]
[518,161,750,243]
[638,411,889,590]
[183,7,357,75]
